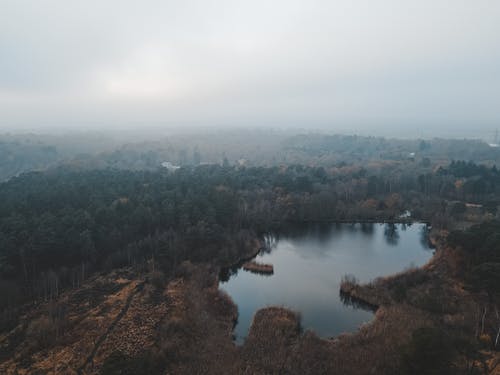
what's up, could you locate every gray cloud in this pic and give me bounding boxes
[1,0,499,137]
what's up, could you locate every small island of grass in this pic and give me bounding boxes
[243,261,274,275]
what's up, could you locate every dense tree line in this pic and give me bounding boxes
[0,141,59,182]
[2,130,500,183]
[283,134,500,165]
[0,159,498,315]
[0,163,409,308]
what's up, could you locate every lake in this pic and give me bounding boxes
[219,222,433,343]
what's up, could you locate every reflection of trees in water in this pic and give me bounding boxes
[360,222,375,235]
[384,223,400,246]
[399,222,414,232]
[219,263,244,282]
[222,222,429,282]
[277,222,335,244]
[419,225,433,249]
[220,234,278,281]
[339,290,377,312]
[344,223,359,234]
[263,233,279,254]
[315,223,335,243]
[277,222,380,243]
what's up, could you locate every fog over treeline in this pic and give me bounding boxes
[1,126,500,184]
[2,124,499,142]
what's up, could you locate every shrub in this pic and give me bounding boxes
[392,283,407,302]
[100,351,164,375]
[26,315,56,349]
[413,294,443,313]
[469,262,500,294]
[400,327,456,375]
[149,270,166,290]
[478,334,492,348]
[340,274,358,288]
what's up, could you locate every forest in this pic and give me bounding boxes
[2,1,499,372]
[1,157,499,311]
[2,130,500,181]
[1,133,500,374]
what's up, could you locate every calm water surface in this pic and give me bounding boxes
[220,223,433,343]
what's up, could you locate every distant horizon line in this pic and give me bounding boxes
[0,123,498,142]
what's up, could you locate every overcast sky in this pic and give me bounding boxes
[1,0,499,138]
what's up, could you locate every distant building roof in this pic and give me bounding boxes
[161,161,180,171]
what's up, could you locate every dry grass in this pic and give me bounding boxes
[242,261,274,275]
[0,270,160,375]
[1,242,494,375]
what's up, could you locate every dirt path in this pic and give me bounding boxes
[76,281,145,375]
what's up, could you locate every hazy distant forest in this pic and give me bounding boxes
[1,129,500,374]
[2,130,500,182]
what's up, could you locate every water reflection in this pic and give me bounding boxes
[384,223,400,246]
[339,290,378,312]
[220,223,432,343]
[360,222,375,235]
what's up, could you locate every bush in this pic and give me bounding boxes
[413,294,443,313]
[400,327,456,375]
[392,283,407,302]
[100,351,164,375]
[26,316,56,349]
[478,334,492,348]
[149,270,166,290]
[469,262,500,294]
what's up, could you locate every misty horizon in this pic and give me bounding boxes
[0,123,497,143]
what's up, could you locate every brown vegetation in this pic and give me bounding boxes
[2,236,500,374]
[242,261,274,275]
[0,269,167,374]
